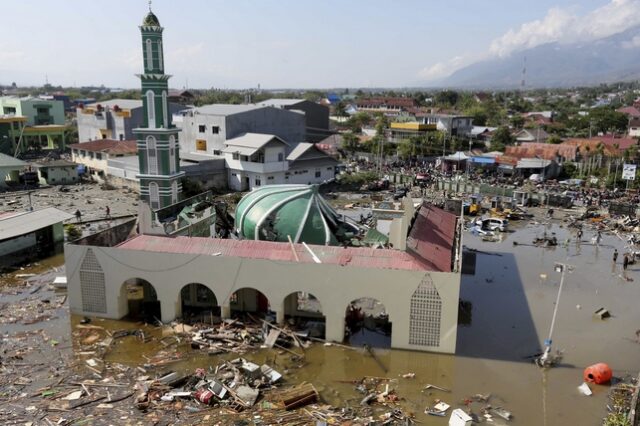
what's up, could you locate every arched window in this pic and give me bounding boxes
[158,40,163,71]
[145,39,153,70]
[146,90,155,127]
[149,182,160,209]
[171,180,178,204]
[146,136,158,175]
[162,90,168,128]
[169,135,176,174]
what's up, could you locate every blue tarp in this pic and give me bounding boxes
[470,157,496,164]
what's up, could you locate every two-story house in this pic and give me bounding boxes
[223,133,338,191]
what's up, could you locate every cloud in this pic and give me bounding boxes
[622,35,640,48]
[418,56,474,81]
[490,0,640,57]
[0,44,25,63]
[418,0,640,81]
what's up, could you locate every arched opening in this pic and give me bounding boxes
[169,135,176,174]
[345,297,391,348]
[146,135,158,174]
[283,292,325,339]
[179,283,220,324]
[145,38,153,70]
[162,90,168,128]
[149,182,160,210]
[158,40,163,71]
[146,90,155,127]
[230,287,271,319]
[120,278,161,322]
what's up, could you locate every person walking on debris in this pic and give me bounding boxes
[105,206,111,218]
[613,249,619,264]
[577,229,583,243]
[75,209,82,223]
[623,254,629,272]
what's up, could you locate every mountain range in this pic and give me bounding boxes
[432,25,640,89]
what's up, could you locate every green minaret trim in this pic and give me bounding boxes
[134,7,184,210]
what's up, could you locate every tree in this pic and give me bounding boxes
[335,101,347,118]
[435,90,459,107]
[490,126,514,152]
[510,114,525,129]
[547,135,563,144]
[341,132,360,156]
[465,105,488,126]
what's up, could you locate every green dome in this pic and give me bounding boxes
[235,185,354,246]
[142,11,160,26]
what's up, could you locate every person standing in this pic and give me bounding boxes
[75,209,82,223]
[105,206,111,218]
[613,249,619,264]
[623,254,629,272]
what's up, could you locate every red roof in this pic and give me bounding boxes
[617,106,640,118]
[118,235,435,272]
[505,143,578,161]
[405,203,458,273]
[69,139,137,155]
[117,204,457,273]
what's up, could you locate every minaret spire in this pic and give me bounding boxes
[134,6,184,212]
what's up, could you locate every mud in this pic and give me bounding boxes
[2,205,639,424]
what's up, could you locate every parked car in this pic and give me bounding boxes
[393,188,408,200]
[476,217,509,232]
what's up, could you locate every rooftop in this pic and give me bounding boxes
[406,203,458,273]
[117,234,435,272]
[70,139,137,155]
[84,99,143,110]
[257,98,305,107]
[0,207,73,241]
[193,104,263,116]
[0,153,28,168]
[286,142,338,162]
[223,133,288,156]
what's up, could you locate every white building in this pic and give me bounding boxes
[178,104,305,157]
[223,133,338,191]
[421,114,473,137]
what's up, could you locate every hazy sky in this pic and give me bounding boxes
[1,0,638,89]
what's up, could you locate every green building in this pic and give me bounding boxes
[0,96,67,154]
[133,8,184,210]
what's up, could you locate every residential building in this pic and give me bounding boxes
[257,98,331,142]
[1,207,72,269]
[629,117,640,138]
[77,99,182,142]
[421,114,473,137]
[179,104,305,157]
[69,139,138,180]
[515,158,560,180]
[355,97,416,115]
[223,133,337,191]
[0,153,29,188]
[0,96,67,153]
[167,89,195,105]
[388,122,437,144]
[0,96,65,126]
[34,160,79,185]
[505,143,578,163]
[617,106,640,119]
[515,128,549,143]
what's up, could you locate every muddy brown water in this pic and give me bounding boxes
[3,213,640,425]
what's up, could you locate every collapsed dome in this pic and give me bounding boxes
[235,184,357,246]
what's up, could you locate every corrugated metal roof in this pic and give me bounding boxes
[257,99,305,107]
[117,234,438,272]
[516,158,553,169]
[225,133,288,149]
[406,203,458,273]
[0,207,73,240]
[0,152,28,168]
[193,104,262,116]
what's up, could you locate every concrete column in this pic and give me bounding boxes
[221,304,231,319]
[160,298,176,323]
[325,314,345,343]
[276,309,285,325]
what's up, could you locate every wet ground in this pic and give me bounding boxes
[2,204,640,424]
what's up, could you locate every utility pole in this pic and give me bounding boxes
[539,262,572,367]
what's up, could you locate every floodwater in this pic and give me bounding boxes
[4,210,640,425]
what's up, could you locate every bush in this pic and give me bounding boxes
[65,224,82,241]
[338,171,378,186]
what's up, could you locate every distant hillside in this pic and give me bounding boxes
[434,25,640,89]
